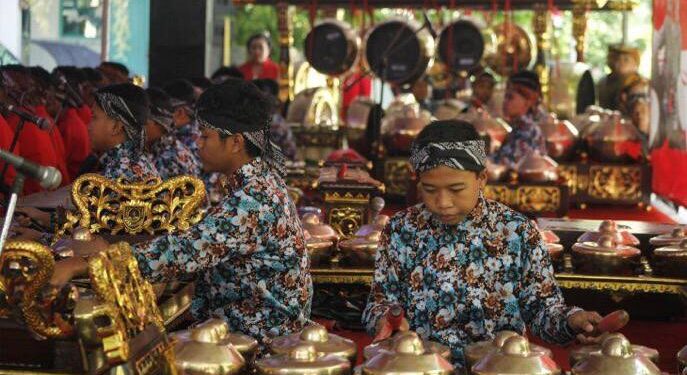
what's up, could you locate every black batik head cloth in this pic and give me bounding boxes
[94,84,148,152]
[146,87,175,133]
[195,79,286,176]
[409,120,487,173]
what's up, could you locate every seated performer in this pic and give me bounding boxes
[89,83,160,180]
[0,64,62,194]
[15,83,160,232]
[363,120,602,370]
[491,70,547,166]
[239,33,280,80]
[164,79,201,155]
[145,87,201,179]
[463,71,497,115]
[49,79,312,349]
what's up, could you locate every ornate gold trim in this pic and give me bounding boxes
[311,268,687,295]
[57,174,206,239]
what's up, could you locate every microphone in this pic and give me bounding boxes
[0,103,51,130]
[0,149,62,189]
[56,75,84,107]
[422,11,437,39]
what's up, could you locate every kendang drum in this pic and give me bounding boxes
[437,18,493,73]
[364,18,435,85]
[484,22,535,77]
[305,19,360,76]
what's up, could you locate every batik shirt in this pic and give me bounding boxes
[99,140,160,181]
[362,195,580,369]
[133,157,312,348]
[491,109,547,167]
[148,133,202,179]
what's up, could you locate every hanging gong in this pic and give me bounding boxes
[364,18,435,85]
[549,61,596,120]
[484,22,535,77]
[437,19,493,73]
[305,19,360,76]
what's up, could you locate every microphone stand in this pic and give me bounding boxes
[0,172,25,256]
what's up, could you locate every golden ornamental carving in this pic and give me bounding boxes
[516,186,561,212]
[56,174,206,240]
[88,242,164,332]
[384,159,412,196]
[558,165,579,195]
[588,166,642,201]
[328,206,365,238]
[484,185,513,205]
[0,240,72,338]
[323,191,371,204]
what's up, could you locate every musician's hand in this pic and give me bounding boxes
[63,237,110,258]
[15,207,51,227]
[50,257,88,290]
[568,310,604,344]
[12,226,44,241]
[373,313,410,343]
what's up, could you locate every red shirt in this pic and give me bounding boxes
[342,71,372,116]
[77,104,92,125]
[6,112,61,195]
[57,107,91,180]
[34,105,70,185]
[0,115,18,191]
[239,59,280,80]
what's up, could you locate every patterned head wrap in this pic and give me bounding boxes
[95,91,147,151]
[196,111,286,176]
[409,139,487,173]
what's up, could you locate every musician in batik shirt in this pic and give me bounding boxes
[165,78,222,202]
[50,79,312,350]
[91,83,160,180]
[363,120,603,371]
[144,87,201,179]
[491,70,548,167]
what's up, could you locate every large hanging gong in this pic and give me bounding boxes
[363,18,434,85]
[437,19,493,73]
[484,22,535,77]
[304,19,360,76]
[549,62,596,119]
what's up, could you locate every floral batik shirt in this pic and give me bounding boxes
[491,110,548,167]
[362,195,580,370]
[148,133,202,179]
[133,157,313,349]
[99,140,160,181]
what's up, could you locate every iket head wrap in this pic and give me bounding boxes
[195,78,286,176]
[94,83,149,151]
[146,87,175,132]
[409,120,487,173]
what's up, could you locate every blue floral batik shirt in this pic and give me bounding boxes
[362,195,580,370]
[99,140,160,181]
[491,110,548,167]
[148,133,202,179]
[133,157,313,348]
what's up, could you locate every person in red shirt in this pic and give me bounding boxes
[239,33,280,80]
[341,68,372,117]
[1,65,63,195]
[0,114,19,193]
